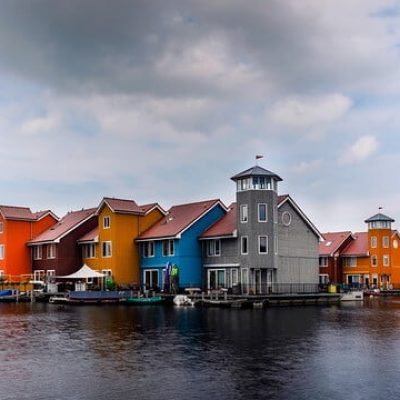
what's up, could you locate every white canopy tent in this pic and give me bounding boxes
[57,264,106,279]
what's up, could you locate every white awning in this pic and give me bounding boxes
[56,264,105,279]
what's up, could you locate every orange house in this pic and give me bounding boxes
[79,197,166,286]
[0,205,58,280]
[341,212,400,289]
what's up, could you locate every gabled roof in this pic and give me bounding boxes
[0,205,37,221]
[77,227,99,244]
[200,203,237,239]
[277,195,322,239]
[365,213,395,223]
[96,197,166,216]
[319,231,353,257]
[0,205,59,222]
[28,208,97,245]
[137,199,227,241]
[231,165,282,182]
[340,232,369,257]
[200,194,321,240]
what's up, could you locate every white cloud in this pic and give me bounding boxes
[339,135,379,164]
[268,94,352,128]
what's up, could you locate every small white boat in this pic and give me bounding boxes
[340,291,364,301]
[173,295,194,307]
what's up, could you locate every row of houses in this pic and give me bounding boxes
[319,213,400,289]
[0,164,323,294]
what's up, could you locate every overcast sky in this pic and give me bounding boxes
[1,0,400,232]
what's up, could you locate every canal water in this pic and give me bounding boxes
[1,299,400,400]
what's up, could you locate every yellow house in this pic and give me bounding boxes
[79,197,165,287]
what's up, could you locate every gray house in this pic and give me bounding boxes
[200,165,321,294]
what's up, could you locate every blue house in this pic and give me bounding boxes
[136,199,227,290]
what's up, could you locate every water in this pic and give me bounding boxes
[1,299,400,400]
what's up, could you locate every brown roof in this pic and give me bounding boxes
[99,197,142,214]
[0,205,37,221]
[137,199,226,240]
[319,231,353,256]
[77,227,99,243]
[28,208,97,244]
[138,203,167,215]
[201,203,236,239]
[341,232,369,257]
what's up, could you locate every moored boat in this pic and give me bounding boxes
[126,295,163,305]
[340,290,364,301]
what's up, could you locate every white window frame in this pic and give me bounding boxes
[162,240,174,257]
[207,240,221,257]
[343,257,357,267]
[33,270,45,281]
[383,254,390,267]
[371,236,377,248]
[144,269,159,288]
[33,245,42,260]
[84,243,96,259]
[371,255,378,267]
[258,203,268,222]
[258,235,268,254]
[383,236,389,248]
[103,216,110,229]
[231,269,239,286]
[47,244,56,259]
[0,244,4,260]
[319,257,328,267]
[102,241,112,258]
[274,234,278,255]
[241,236,248,255]
[0,222,3,233]
[142,241,155,258]
[240,204,248,223]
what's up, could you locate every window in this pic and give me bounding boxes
[319,274,329,284]
[274,234,278,255]
[0,245,4,260]
[207,240,221,257]
[47,244,56,259]
[102,269,112,278]
[102,241,112,258]
[259,235,268,254]
[162,240,174,256]
[142,241,155,258]
[282,211,291,226]
[84,244,96,259]
[371,236,377,248]
[258,203,267,222]
[241,236,248,254]
[46,270,55,281]
[231,269,239,286]
[238,179,251,191]
[144,269,159,289]
[383,236,389,248]
[319,257,328,267]
[103,216,110,229]
[241,268,249,294]
[0,222,3,233]
[33,246,42,260]
[383,255,390,267]
[240,204,248,223]
[33,270,45,281]
[371,255,378,267]
[343,257,357,267]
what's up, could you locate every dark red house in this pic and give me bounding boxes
[27,208,97,281]
[319,231,354,284]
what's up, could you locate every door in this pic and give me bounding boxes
[208,269,225,290]
[255,269,261,294]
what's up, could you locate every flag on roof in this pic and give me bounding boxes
[256,155,263,160]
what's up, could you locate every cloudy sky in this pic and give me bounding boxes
[0,0,400,232]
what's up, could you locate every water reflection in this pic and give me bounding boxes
[0,300,400,399]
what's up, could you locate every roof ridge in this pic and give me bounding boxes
[169,198,220,209]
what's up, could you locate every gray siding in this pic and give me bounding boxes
[237,190,277,269]
[202,237,238,266]
[277,201,319,284]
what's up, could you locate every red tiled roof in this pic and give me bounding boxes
[0,205,36,221]
[201,203,236,238]
[137,199,225,240]
[28,208,97,244]
[138,203,167,215]
[341,232,369,256]
[319,231,353,256]
[78,227,99,243]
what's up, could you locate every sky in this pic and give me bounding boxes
[0,0,400,233]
